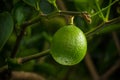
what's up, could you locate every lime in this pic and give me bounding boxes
[50,24,87,65]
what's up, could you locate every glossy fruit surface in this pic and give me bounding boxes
[50,24,87,65]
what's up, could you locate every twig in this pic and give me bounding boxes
[56,0,67,11]
[91,0,118,17]
[11,71,45,80]
[11,26,26,58]
[10,11,120,58]
[0,65,8,73]
[101,59,120,80]
[63,67,74,80]
[19,49,50,64]
[85,16,120,37]
[56,0,70,24]
[11,14,45,58]
[84,53,100,80]
[112,32,120,56]
[0,65,10,80]
[0,49,50,75]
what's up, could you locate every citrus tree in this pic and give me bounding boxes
[0,0,120,80]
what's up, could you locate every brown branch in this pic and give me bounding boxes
[11,26,26,58]
[0,49,50,77]
[11,71,45,80]
[63,67,74,80]
[11,14,44,58]
[112,32,120,56]
[56,0,67,11]
[84,53,100,80]
[56,0,70,24]
[101,59,120,80]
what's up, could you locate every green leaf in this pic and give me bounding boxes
[40,0,54,14]
[12,4,34,25]
[47,0,55,4]
[23,0,40,10]
[14,6,25,25]
[0,12,14,50]
[47,0,58,10]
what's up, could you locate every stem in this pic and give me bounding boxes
[92,0,118,17]
[101,59,120,80]
[54,1,59,11]
[84,53,100,80]
[59,11,85,16]
[67,16,74,25]
[11,26,26,58]
[11,71,45,80]
[0,49,50,73]
[95,0,105,21]
[46,11,88,19]
[0,65,8,73]
[11,14,45,58]
[112,32,120,56]
[10,10,88,58]
[19,49,50,64]
[85,16,120,37]
[105,0,112,21]
[10,16,120,62]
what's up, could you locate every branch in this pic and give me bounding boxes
[101,59,120,80]
[19,49,50,64]
[91,0,118,17]
[0,49,50,75]
[85,16,120,37]
[11,26,26,58]
[11,14,46,58]
[10,10,85,58]
[11,71,45,80]
[112,32,120,56]
[10,10,120,58]
[84,53,100,80]
[0,65,8,73]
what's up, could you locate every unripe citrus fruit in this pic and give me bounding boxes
[50,24,87,65]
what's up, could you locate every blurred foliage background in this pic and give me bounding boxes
[0,0,120,80]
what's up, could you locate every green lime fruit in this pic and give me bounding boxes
[50,24,87,65]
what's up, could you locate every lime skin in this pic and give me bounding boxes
[50,24,87,65]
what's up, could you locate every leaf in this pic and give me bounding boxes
[0,12,14,50]
[40,0,54,14]
[14,6,25,25]
[47,0,56,4]
[47,0,58,10]
[23,0,40,10]
[12,4,34,25]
